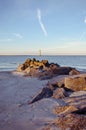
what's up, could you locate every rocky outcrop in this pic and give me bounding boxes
[16,58,86,129]
[27,73,86,129]
[52,92,86,130]
[65,74,86,91]
[28,73,86,104]
[17,58,79,79]
[47,74,86,92]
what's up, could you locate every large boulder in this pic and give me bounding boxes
[65,74,86,91]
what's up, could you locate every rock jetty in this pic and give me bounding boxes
[17,58,86,130]
[34,74,86,130]
[17,58,79,79]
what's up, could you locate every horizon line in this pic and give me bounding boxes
[0,54,86,56]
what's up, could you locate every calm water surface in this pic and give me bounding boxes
[0,55,86,72]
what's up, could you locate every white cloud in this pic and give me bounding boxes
[13,33,23,39]
[37,8,48,37]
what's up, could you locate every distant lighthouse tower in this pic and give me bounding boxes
[39,50,41,56]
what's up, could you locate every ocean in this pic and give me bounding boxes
[0,55,86,72]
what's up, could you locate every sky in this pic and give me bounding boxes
[0,0,86,55]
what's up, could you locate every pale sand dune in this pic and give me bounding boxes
[0,71,59,130]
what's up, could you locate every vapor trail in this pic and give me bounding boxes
[84,17,86,23]
[37,9,47,37]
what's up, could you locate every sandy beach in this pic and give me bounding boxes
[0,71,59,130]
[0,58,86,130]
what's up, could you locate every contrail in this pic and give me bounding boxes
[37,8,48,37]
[84,17,86,23]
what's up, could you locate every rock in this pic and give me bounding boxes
[50,63,59,70]
[34,61,43,67]
[17,58,80,80]
[49,64,60,75]
[39,75,52,80]
[24,67,31,73]
[28,68,41,77]
[65,74,86,91]
[50,63,60,68]
[53,105,78,115]
[63,93,86,114]
[47,75,69,90]
[47,67,73,75]
[25,58,31,64]
[28,87,53,104]
[54,113,86,130]
[55,67,72,75]
[69,91,86,97]
[47,83,58,91]
[41,60,49,67]
[56,80,65,88]
[73,107,86,114]
[69,68,80,75]
[24,58,31,69]
[64,95,86,106]
[17,64,25,71]
[53,88,69,99]
[32,58,36,62]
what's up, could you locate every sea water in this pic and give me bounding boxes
[0,55,86,72]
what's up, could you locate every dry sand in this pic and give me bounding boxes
[0,71,59,130]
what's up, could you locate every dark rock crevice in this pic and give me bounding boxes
[28,87,53,104]
[72,107,86,115]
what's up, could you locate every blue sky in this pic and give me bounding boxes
[0,0,86,55]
